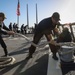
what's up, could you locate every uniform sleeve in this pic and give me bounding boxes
[0,28,8,34]
[0,23,10,35]
[3,23,10,31]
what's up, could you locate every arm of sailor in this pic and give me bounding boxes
[6,31,15,35]
[3,23,10,31]
[47,34,60,46]
[0,28,14,35]
[0,28,8,34]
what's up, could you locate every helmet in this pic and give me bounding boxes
[0,12,6,19]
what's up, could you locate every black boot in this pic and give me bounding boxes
[4,48,9,57]
[52,53,58,60]
[25,54,32,60]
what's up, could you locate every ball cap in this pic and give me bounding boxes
[52,12,60,21]
[0,12,7,19]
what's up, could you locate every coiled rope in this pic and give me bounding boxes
[0,56,15,68]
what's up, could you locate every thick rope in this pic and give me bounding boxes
[15,33,75,50]
[15,33,54,48]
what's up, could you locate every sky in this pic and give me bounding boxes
[0,0,75,28]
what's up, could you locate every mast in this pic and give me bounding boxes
[27,4,29,27]
[36,3,38,24]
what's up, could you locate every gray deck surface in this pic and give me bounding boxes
[0,34,49,75]
[1,34,75,75]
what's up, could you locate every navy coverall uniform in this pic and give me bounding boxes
[28,17,60,58]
